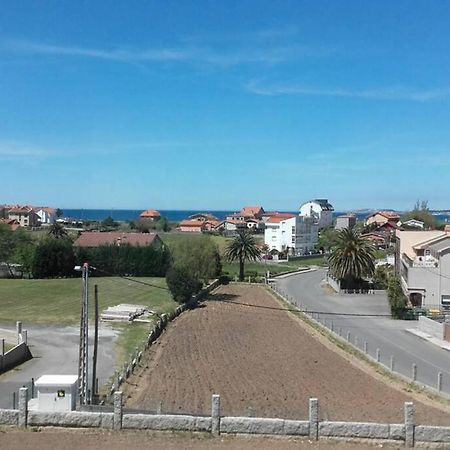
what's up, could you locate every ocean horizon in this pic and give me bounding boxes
[61,208,450,223]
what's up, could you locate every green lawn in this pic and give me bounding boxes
[0,277,175,325]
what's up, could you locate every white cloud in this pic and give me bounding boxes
[245,80,450,101]
[0,141,57,159]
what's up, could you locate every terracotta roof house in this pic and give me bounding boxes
[178,220,206,233]
[139,209,161,221]
[261,211,296,222]
[188,213,219,222]
[365,211,400,227]
[73,232,162,248]
[7,206,39,228]
[0,218,20,231]
[240,206,265,219]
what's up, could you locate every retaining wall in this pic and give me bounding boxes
[3,389,448,447]
[418,316,444,340]
[0,342,32,373]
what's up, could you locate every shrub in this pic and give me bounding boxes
[166,266,202,304]
[31,238,75,278]
[387,276,408,319]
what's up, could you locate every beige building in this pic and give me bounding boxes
[366,211,400,227]
[396,230,450,308]
[8,206,39,228]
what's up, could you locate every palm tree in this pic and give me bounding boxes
[328,228,375,286]
[225,230,261,281]
[48,222,68,239]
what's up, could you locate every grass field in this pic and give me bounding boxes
[0,277,175,325]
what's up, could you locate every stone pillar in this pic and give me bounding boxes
[18,387,28,428]
[113,391,123,430]
[211,394,221,435]
[16,321,22,344]
[404,402,414,448]
[309,398,319,440]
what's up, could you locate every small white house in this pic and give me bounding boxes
[34,374,78,411]
[300,199,334,229]
[264,215,318,256]
[35,207,57,225]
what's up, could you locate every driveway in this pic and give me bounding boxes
[275,269,450,395]
[0,322,117,408]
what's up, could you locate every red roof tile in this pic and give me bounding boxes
[140,209,161,218]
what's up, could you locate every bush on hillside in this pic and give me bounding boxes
[31,238,75,278]
[166,266,202,304]
[387,275,408,319]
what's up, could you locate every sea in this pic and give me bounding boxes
[61,209,450,223]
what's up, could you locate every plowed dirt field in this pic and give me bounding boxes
[124,284,450,425]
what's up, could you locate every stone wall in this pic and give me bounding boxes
[0,342,32,373]
[3,389,450,447]
[418,315,444,340]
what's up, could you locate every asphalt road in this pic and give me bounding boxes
[275,269,450,396]
[0,322,117,408]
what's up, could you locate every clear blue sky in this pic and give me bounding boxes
[1,1,450,211]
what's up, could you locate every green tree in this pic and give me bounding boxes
[47,222,68,239]
[387,275,408,319]
[225,230,261,281]
[31,238,75,278]
[328,228,375,286]
[317,228,339,252]
[0,225,34,277]
[401,200,437,229]
[101,216,119,229]
[166,266,202,304]
[55,208,63,218]
[171,235,221,284]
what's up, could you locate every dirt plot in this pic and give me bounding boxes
[124,285,450,425]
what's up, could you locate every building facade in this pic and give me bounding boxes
[299,199,334,229]
[396,230,450,309]
[264,215,318,256]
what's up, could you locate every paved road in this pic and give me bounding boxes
[275,269,450,395]
[0,322,117,408]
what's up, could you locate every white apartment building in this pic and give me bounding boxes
[264,215,318,256]
[300,199,334,229]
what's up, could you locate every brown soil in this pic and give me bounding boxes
[0,427,404,449]
[124,284,450,425]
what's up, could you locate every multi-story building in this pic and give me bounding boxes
[396,229,450,309]
[335,214,356,230]
[7,206,39,228]
[264,214,318,256]
[299,199,334,229]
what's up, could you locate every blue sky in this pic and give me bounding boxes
[1,1,450,211]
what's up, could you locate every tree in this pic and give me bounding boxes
[47,222,68,239]
[56,208,63,218]
[31,238,75,278]
[401,200,437,229]
[166,266,202,304]
[171,235,221,284]
[0,225,34,277]
[387,276,408,319]
[328,228,375,286]
[225,230,261,281]
[101,216,119,230]
[317,228,339,253]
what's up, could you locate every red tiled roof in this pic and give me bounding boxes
[74,232,160,247]
[179,220,206,227]
[368,211,400,220]
[266,214,295,224]
[241,206,264,216]
[0,218,20,231]
[263,212,296,219]
[140,209,161,218]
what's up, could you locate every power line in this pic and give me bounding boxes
[216,298,393,317]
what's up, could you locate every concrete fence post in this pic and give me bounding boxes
[113,391,123,430]
[346,331,351,342]
[390,355,395,372]
[18,387,28,428]
[22,330,27,345]
[338,327,341,337]
[438,372,443,392]
[404,402,415,447]
[354,336,359,348]
[330,321,334,332]
[376,348,380,363]
[364,341,368,354]
[1,338,4,356]
[412,363,417,382]
[16,321,22,344]
[309,398,319,440]
[211,394,221,435]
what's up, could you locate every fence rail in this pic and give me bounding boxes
[1,388,446,447]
